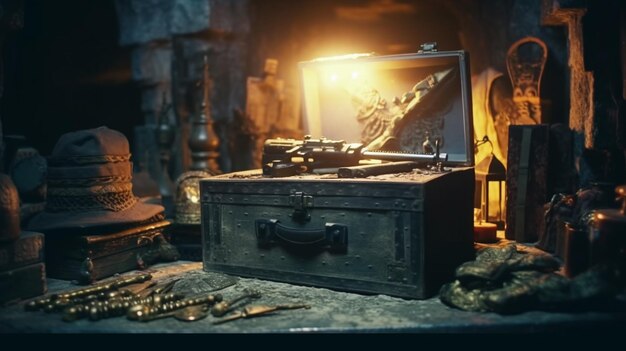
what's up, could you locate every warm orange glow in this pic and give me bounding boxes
[300,52,473,166]
[317,63,370,89]
[334,0,416,22]
[311,53,373,62]
[473,221,498,243]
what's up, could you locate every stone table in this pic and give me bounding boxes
[1,261,625,333]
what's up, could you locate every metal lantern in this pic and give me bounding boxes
[475,137,506,229]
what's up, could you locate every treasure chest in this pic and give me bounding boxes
[45,219,175,283]
[201,48,476,299]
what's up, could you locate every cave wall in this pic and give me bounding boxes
[0,0,624,189]
[115,0,250,178]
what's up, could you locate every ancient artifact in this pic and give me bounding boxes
[24,273,152,311]
[506,36,547,125]
[188,55,220,174]
[489,37,547,160]
[299,48,473,163]
[170,170,213,261]
[170,56,222,259]
[210,290,261,317]
[174,170,212,226]
[43,220,174,283]
[21,273,211,323]
[166,55,220,260]
[173,305,210,322]
[439,243,620,313]
[356,67,456,152]
[214,304,311,325]
[63,291,184,322]
[127,292,223,322]
[201,49,475,299]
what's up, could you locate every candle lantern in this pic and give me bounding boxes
[475,136,506,230]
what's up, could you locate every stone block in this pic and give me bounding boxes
[171,0,210,35]
[116,0,249,45]
[140,83,171,118]
[131,44,173,85]
[116,0,174,45]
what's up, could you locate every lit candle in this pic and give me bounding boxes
[473,221,497,243]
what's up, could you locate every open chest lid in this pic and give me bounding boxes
[299,48,474,167]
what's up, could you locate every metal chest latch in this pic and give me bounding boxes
[289,191,313,222]
[418,42,438,53]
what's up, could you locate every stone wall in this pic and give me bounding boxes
[0,0,24,171]
[0,0,614,193]
[115,0,250,180]
[246,0,623,189]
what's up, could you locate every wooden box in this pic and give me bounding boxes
[45,220,171,283]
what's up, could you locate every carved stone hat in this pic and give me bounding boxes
[27,126,164,231]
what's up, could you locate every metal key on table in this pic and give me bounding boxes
[213,304,311,325]
[210,290,262,317]
[135,278,179,299]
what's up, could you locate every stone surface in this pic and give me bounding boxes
[170,0,211,36]
[131,43,173,87]
[133,125,161,189]
[117,1,250,175]
[116,0,249,46]
[0,261,625,333]
[170,37,247,173]
[115,0,173,46]
[542,4,592,146]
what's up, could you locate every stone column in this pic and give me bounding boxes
[541,0,593,148]
[542,0,626,187]
[130,43,174,180]
[115,0,250,181]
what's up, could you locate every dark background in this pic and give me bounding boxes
[0,0,624,165]
[2,0,140,155]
